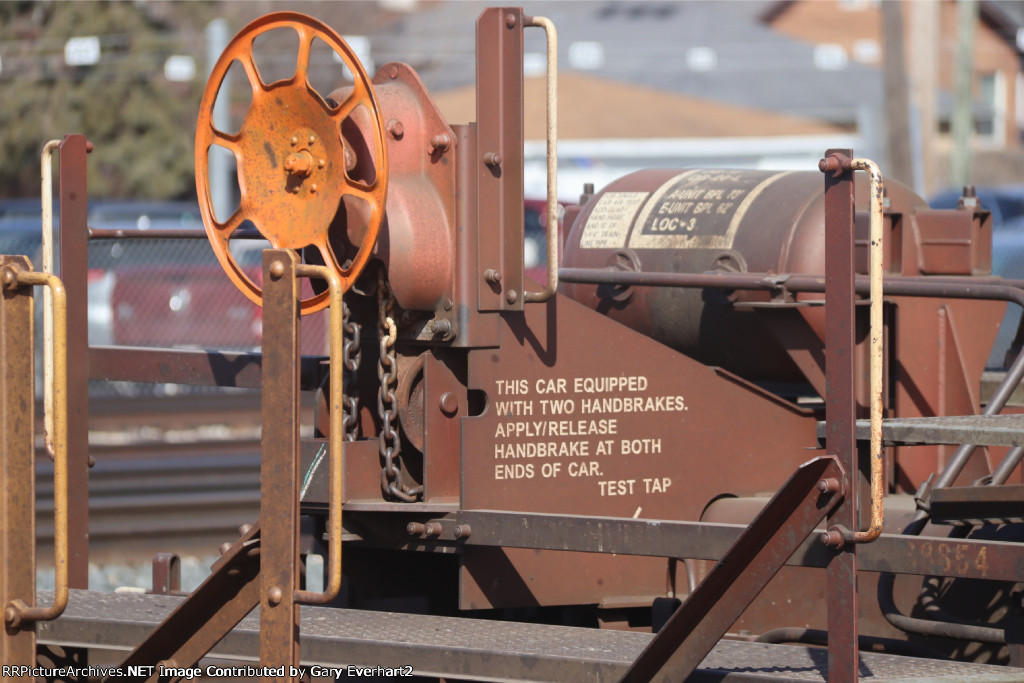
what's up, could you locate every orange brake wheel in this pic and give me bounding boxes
[195,12,388,313]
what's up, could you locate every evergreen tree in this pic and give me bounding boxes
[0,1,214,199]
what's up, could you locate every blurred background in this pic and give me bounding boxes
[2,0,1024,372]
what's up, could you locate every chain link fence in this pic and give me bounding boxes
[0,201,329,399]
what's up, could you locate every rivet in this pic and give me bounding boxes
[291,136,299,146]
[389,65,399,79]
[308,134,316,144]
[387,119,405,139]
[439,391,458,416]
[219,542,232,555]
[269,261,286,280]
[310,184,319,193]
[318,158,326,169]
[430,134,451,153]
[268,586,284,606]
[506,289,518,304]
[506,12,517,28]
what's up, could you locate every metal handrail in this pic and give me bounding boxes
[292,263,343,605]
[523,16,559,303]
[3,267,68,626]
[40,140,61,462]
[850,157,884,544]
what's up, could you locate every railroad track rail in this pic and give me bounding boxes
[32,393,288,564]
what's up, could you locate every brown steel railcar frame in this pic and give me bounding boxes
[5,13,1024,683]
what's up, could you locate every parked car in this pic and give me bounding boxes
[110,240,263,350]
[929,189,1024,369]
[988,217,1024,368]
[524,198,567,285]
[0,214,48,398]
[929,186,1024,229]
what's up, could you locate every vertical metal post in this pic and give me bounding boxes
[822,148,860,682]
[476,7,525,312]
[260,249,301,675]
[58,134,90,589]
[0,256,37,668]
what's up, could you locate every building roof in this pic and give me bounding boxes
[431,71,849,140]
[370,1,885,126]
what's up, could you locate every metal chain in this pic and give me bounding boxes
[341,301,360,442]
[377,270,422,501]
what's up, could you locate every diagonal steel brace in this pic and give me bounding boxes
[108,524,262,682]
[619,455,846,682]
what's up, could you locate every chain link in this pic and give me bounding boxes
[341,301,360,442]
[377,270,422,501]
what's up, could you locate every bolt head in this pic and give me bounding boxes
[820,529,846,548]
[816,478,840,494]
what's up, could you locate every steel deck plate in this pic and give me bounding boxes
[34,590,1024,682]
[817,414,1024,447]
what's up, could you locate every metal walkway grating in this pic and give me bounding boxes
[35,590,1024,682]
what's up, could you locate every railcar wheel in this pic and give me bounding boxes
[195,12,388,313]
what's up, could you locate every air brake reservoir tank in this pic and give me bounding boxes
[561,169,928,383]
